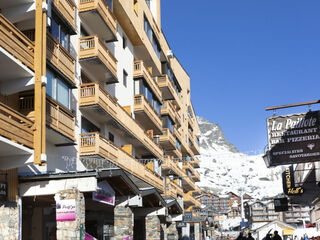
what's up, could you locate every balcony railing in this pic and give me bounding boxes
[79,35,117,82]
[133,60,162,101]
[191,157,200,168]
[188,130,200,155]
[46,97,75,141]
[162,158,184,177]
[0,102,34,149]
[52,0,76,30]
[164,180,177,199]
[192,170,200,182]
[79,83,163,159]
[47,33,75,84]
[157,75,181,109]
[174,127,182,143]
[19,95,75,141]
[0,14,35,71]
[184,192,200,207]
[182,175,196,192]
[133,95,162,134]
[80,132,164,191]
[159,128,176,150]
[79,0,117,41]
[161,101,175,124]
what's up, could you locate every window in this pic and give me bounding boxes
[143,16,161,58]
[81,118,99,134]
[49,14,70,52]
[122,35,127,49]
[123,70,128,87]
[109,132,114,143]
[105,0,113,10]
[145,0,151,8]
[46,68,71,109]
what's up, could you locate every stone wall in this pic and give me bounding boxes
[55,189,85,240]
[114,205,133,240]
[146,215,160,240]
[0,199,19,240]
[167,222,179,240]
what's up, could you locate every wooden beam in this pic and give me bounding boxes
[266,100,320,111]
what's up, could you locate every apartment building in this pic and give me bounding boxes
[0,0,201,239]
[245,201,282,229]
[199,193,239,215]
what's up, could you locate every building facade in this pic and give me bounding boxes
[245,201,282,229]
[283,203,310,226]
[0,0,201,239]
[199,193,240,216]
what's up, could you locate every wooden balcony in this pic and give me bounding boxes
[133,60,162,102]
[174,127,182,143]
[157,75,181,110]
[159,128,176,151]
[192,170,200,182]
[47,33,75,84]
[79,0,117,42]
[0,102,34,149]
[79,83,163,159]
[52,0,76,31]
[192,185,201,196]
[188,131,200,155]
[162,158,184,177]
[19,95,75,143]
[191,157,200,168]
[167,148,182,161]
[79,35,117,83]
[161,101,175,124]
[182,175,196,192]
[0,14,35,71]
[182,161,193,172]
[133,95,162,135]
[163,180,177,199]
[175,110,181,128]
[184,192,200,208]
[80,132,164,191]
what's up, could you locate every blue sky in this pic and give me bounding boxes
[161,0,320,154]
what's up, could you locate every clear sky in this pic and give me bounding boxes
[161,0,320,154]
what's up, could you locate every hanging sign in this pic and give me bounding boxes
[56,199,76,221]
[282,165,304,195]
[92,181,115,206]
[267,111,320,166]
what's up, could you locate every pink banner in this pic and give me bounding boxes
[56,199,76,222]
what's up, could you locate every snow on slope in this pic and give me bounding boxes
[197,116,283,199]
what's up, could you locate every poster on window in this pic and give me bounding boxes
[92,181,115,206]
[56,199,76,222]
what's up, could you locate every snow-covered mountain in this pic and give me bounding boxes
[197,116,283,199]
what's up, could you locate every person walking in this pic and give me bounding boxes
[236,232,245,240]
[247,233,254,240]
[272,231,282,240]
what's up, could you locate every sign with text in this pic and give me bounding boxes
[92,181,115,206]
[282,165,304,196]
[267,111,320,166]
[56,199,76,221]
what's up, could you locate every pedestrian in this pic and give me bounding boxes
[237,232,245,240]
[304,234,308,240]
[272,231,282,240]
[247,233,254,240]
[265,234,272,240]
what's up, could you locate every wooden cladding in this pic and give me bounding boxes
[79,0,117,37]
[0,14,35,71]
[47,33,75,84]
[133,60,162,101]
[0,102,34,149]
[80,132,164,191]
[79,35,117,78]
[52,0,76,30]
[19,95,75,141]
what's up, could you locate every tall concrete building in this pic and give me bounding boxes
[0,0,201,239]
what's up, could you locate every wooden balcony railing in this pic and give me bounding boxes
[79,83,163,159]
[159,128,176,150]
[164,180,177,199]
[174,127,182,143]
[182,175,196,191]
[0,14,35,70]
[19,95,75,141]
[184,192,201,207]
[52,0,76,30]
[47,33,75,84]
[183,161,193,171]
[134,60,162,101]
[0,102,34,149]
[192,170,200,182]
[157,74,181,109]
[133,95,162,131]
[46,97,75,141]
[162,158,184,177]
[79,0,117,38]
[191,157,200,168]
[79,35,117,79]
[161,101,175,123]
[80,132,164,191]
